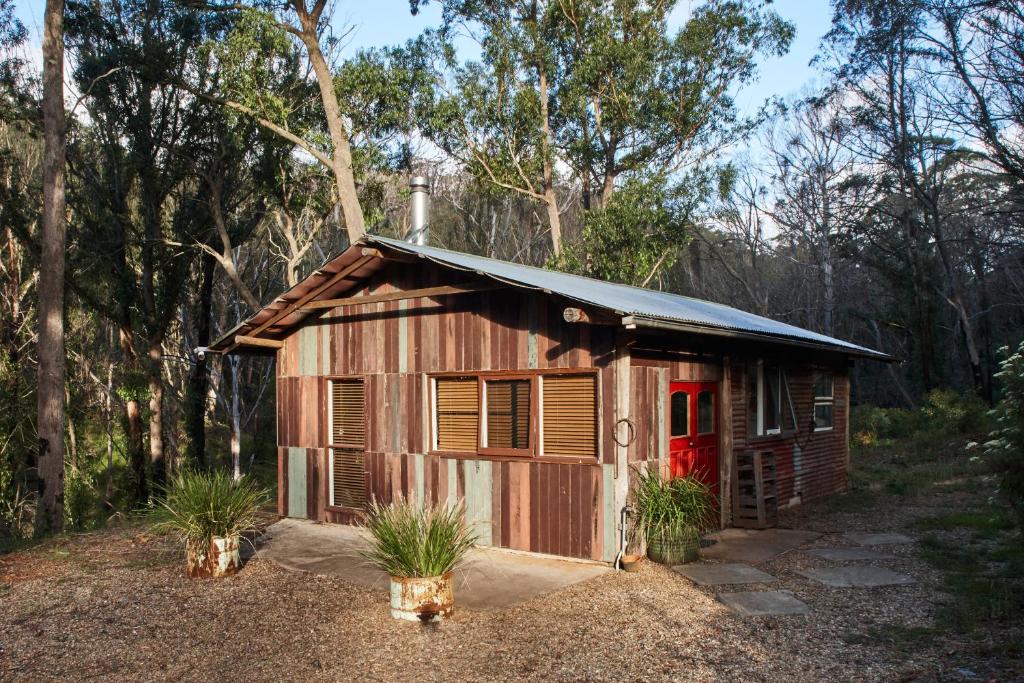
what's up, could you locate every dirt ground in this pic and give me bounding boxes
[2,450,1021,682]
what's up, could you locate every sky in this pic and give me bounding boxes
[12,0,836,140]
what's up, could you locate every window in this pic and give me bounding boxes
[697,390,715,434]
[670,391,689,437]
[435,377,479,452]
[813,371,835,430]
[747,362,796,437]
[484,378,531,452]
[431,371,599,460]
[328,378,365,508]
[542,374,597,457]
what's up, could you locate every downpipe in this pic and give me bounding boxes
[614,504,634,570]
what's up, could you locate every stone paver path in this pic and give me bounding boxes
[843,532,916,546]
[701,528,822,563]
[717,590,810,616]
[805,547,897,561]
[673,562,777,586]
[796,565,915,587]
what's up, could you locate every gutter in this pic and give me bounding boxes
[620,315,894,362]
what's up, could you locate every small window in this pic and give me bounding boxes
[328,378,366,509]
[541,374,597,458]
[697,390,715,434]
[485,379,531,452]
[435,377,479,451]
[813,371,835,431]
[748,362,796,436]
[671,391,689,437]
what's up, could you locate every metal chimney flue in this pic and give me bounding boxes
[407,175,429,246]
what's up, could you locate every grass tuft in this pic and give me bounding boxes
[147,469,270,550]
[361,497,477,578]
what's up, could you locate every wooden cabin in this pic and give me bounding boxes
[209,235,888,563]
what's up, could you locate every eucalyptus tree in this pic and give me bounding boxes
[827,0,996,398]
[0,0,42,530]
[36,0,68,532]
[65,0,287,495]
[415,0,791,273]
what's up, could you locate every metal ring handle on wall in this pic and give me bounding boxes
[613,418,636,448]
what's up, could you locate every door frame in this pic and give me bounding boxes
[662,368,733,531]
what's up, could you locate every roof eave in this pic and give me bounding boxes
[621,315,894,362]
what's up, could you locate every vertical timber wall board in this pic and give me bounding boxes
[275,262,619,561]
[274,260,848,554]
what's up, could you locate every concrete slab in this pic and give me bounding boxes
[843,532,916,546]
[257,518,609,611]
[717,590,810,616]
[701,528,822,563]
[805,547,897,561]
[673,562,778,586]
[796,566,915,587]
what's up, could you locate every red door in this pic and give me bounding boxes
[668,381,719,494]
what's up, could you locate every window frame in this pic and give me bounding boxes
[480,374,536,457]
[748,361,797,439]
[812,370,836,432]
[325,375,367,510]
[428,368,600,464]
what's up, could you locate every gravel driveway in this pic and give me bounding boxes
[0,483,1019,681]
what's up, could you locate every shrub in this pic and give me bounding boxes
[64,467,100,531]
[361,497,477,578]
[981,342,1024,527]
[922,388,989,436]
[631,466,716,544]
[148,470,270,552]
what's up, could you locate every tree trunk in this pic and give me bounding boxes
[35,0,67,535]
[537,66,562,255]
[119,327,148,503]
[147,339,166,491]
[293,3,365,245]
[228,355,242,481]
[185,253,215,468]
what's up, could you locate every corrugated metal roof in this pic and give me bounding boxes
[211,233,888,359]
[366,236,889,359]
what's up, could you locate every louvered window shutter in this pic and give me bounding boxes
[435,377,479,451]
[485,379,531,450]
[330,379,365,508]
[541,374,597,458]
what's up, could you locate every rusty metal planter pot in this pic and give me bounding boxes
[186,535,241,579]
[389,572,454,622]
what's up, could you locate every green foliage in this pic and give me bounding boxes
[981,342,1024,527]
[631,466,716,544]
[148,470,270,547]
[211,8,296,126]
[64,468,100,532]
[361,497,477,578]
[851,390,990,448]
[550,175,696,285]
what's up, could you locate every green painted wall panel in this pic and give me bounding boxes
[298,326,317,376]
[414,452,425,507]
[288,447,307,519]
[602,463,616,562]
[464,460,493,546]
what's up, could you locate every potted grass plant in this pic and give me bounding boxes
[149,469,270,579]
[361,497,477,623]
[632,466,715,565]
